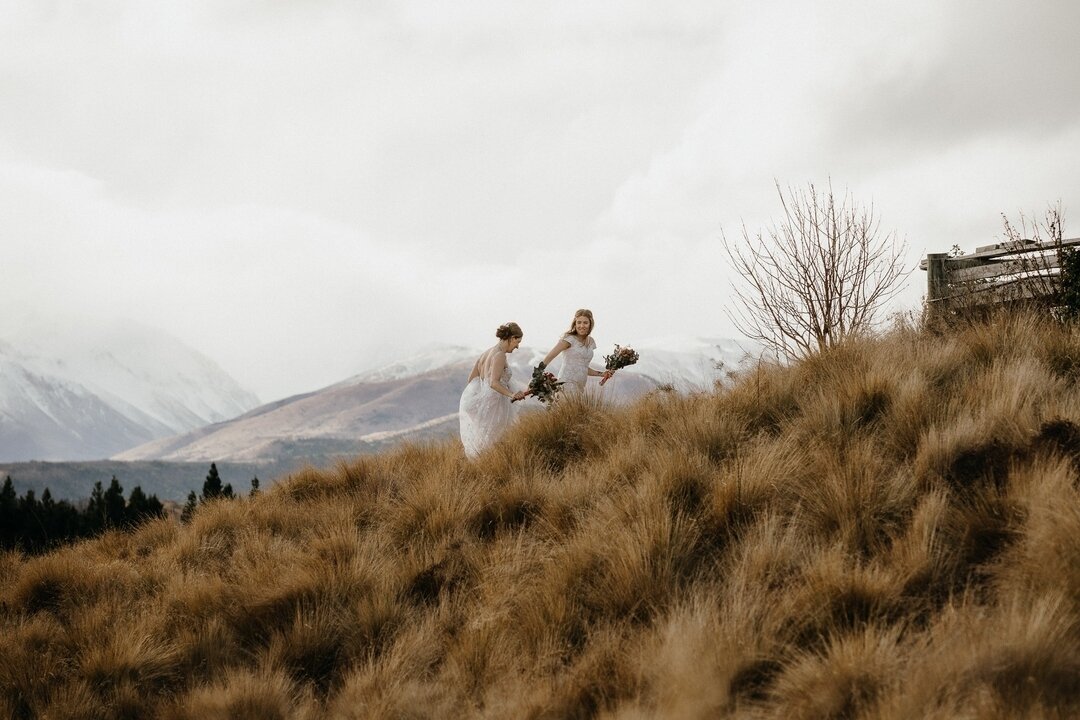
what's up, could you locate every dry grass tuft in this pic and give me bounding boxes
[161,666,314,720]
[770,625,904,719]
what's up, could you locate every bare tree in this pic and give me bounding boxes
[723,181,909,360]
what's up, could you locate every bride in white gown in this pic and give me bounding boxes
[539,309,612,395]
[459,322,528,459]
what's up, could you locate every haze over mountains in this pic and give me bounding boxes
[1,318,754,467]
[0,319,259,462]
[115,339,751,465]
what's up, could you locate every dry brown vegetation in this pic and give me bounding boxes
[4,311,1080,718]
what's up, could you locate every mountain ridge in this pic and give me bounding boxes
[0,319,260,462]
[114,339,751,464]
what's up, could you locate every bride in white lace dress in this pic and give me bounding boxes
[459,322,528,459]
[539,309,613,395]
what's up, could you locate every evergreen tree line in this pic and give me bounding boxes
[1,462,260,554]
[0,474,164,554]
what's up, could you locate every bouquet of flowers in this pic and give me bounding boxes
[601,344,639,385]
[514,362,565,405]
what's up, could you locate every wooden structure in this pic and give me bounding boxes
[921,237,1080,313]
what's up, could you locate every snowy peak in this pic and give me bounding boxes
[627,336,759,391]
[0,357,155,461]
[7,317,259,429]
[338,345,479,385]
[0,318,260,461]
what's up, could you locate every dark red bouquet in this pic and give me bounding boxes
[600,345,639,385]
[514,362,565,404]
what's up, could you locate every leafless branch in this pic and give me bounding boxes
[722,180,910,361]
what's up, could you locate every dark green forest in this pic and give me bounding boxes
[1,463,260,554]
[0,459,291,503]
[0,474,164,553]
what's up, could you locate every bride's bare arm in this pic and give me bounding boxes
[541,339,571,368]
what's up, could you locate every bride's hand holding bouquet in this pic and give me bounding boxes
[599,344,639,386]
[512,361,565,404]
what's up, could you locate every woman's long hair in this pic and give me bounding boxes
[566,309,594,337]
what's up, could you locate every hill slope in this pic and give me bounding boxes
[3,313,1080,718]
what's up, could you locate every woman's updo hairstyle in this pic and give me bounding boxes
[495,322,523,340]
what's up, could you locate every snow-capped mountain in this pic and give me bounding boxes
[115,361,475,463]
[336,345,480,385]
[629,336,759,391]
[115,338,756,465]
[0,318,260,462]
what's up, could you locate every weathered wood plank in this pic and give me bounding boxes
[926,253,949,304]
[946,256,1001,271]
[918,255,991,271]
[970,277,1055,305]
[917,238,1080,271]
[958,236,1080,262]
[934,274,1057,303]
[947,254,1060,282]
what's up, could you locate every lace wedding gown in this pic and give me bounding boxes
[557,334,596,394]
[459,360,514,459]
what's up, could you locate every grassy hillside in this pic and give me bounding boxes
[3,312,1080,718]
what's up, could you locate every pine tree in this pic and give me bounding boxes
[50,497,82,546]
[126,485,147,525]
[126,485,164,526]
[201,463,224,502]
[145,493,164,520]
[18,489,44,552]
[180,491,198,524]
[0,476,17,549]
[250,476,260,497]
[84,480,106,534]
[39,488,56,549]
[103,476,126,528]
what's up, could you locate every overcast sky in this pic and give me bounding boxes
[3,1,1079,401]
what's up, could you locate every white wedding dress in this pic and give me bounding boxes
[557,334,596,394]
[459,359,514,459]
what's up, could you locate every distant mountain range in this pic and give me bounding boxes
[0,319,260,462]
[1,325,756,499]
[115,339,753,467]
[4,330,756,498]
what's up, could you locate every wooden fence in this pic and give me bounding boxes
[920,237,1080,311]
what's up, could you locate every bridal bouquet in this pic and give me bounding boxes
[601,345,639,385]
[518,362,564,405]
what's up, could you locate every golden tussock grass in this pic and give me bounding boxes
[3,310,1080,718]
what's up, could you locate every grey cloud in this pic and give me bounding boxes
[831,1,1080,158]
